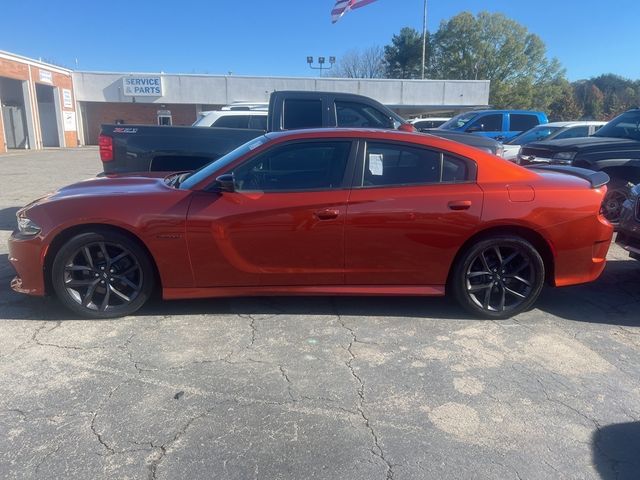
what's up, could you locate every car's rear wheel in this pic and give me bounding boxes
[51,231,154,318]
[601,179,630,225]
[451,236,544,319]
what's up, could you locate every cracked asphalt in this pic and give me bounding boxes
[1,148,640,479]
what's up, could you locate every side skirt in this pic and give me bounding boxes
[163,285,445,300]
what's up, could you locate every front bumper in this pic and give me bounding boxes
[7,232,47,296]
[616,199,640,259]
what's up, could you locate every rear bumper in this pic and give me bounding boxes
[7,232,47,296]
[550,213,614,287]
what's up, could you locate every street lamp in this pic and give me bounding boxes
[307,56,336,76]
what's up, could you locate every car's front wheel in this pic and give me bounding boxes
[451,236,545,319]
[51,230,154,318]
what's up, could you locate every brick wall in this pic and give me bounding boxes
[0,54,78,152]
[83,102,198,144]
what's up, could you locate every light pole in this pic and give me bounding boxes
[421,0,428,79]
[307,56,336,76]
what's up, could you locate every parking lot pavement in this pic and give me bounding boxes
[1,148,640,480]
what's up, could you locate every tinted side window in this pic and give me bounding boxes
[212,115,250,128]
[360,142,469,187]
[468,114,502,132]
[233,141,351,192]
[248,115,267,130]
[283,99,323,130]
[509,114,539,132]
[335,101,393,129]
[554,126,590,139]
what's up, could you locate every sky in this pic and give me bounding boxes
[1,0,639,81]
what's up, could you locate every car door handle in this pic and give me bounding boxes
[448,200,472,211]
[314,208,340,220]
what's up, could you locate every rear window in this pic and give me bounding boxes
[248,115,267,130]
[212,115,250,128]
[509,114,539,132]
[283,99,323,130]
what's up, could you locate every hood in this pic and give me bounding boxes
[53,175,170,198]
[523,136,640,153]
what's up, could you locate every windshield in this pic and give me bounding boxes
[594,110,640,140]
[507,126,562,145]
[438,112,477,130]
[179,135,269,190]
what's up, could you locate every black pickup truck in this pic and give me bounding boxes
[519,109,640,223]
[98,90,503,174]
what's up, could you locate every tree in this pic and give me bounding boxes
[334,46,385,79]
[547,79,583,121]
[574,82,605,119]
[428,12,564,108]
[383,27,424,79]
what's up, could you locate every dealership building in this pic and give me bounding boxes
[1,49,491,152]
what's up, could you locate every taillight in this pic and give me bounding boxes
[98,134,113,162]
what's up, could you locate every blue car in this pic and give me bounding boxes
[438,110,549,142]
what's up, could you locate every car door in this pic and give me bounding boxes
[465,113,505,140]
[186,139,357,287]
[507,114,540,141]
[345,140,484,286]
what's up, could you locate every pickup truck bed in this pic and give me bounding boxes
[101,125,263,174]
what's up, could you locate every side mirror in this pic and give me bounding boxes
[214,173,235,193]
[467,125,483,133]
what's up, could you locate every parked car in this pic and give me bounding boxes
[616,183,640,260]
[10,128,612,320]
[409,117,450,131]
[502,121,605,161]
[99,91,503,174]
[192,109,268,130]
[437,110,548,141]
[422,129,504,157]
[518,109,640,223]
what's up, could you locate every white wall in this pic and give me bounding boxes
[73,72,490,109]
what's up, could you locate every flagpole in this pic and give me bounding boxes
[421,0,427,79]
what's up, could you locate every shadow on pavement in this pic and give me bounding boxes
[536,259,640,326]
[0,207,19,231]
[1,253,638,324]
[593,421,640,480]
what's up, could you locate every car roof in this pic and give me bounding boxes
[409,117,450,123]
[200,110,267,117]
[543,121,607,127]
[461,110,545,115]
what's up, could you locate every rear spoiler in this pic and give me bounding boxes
[526,165,609,189]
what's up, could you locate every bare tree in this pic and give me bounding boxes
[334,46,385,78]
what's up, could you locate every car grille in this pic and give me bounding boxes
[519,147,553,158]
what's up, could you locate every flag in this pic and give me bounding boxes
[331,0,378,23]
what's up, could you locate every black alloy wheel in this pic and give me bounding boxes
[452,236,545,319]
[601,180,630,225]
[52,231,154,318]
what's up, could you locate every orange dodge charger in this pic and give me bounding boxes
[9,129,613,319]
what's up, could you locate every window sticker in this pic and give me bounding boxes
[369,153,384,176]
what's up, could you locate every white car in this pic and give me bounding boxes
[193,109,267,130]
[502,121,606,161]
[409,117,451,131]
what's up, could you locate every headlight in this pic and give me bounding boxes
[16,213,41,236]
[552,151,576,164]
[495,145,505,157]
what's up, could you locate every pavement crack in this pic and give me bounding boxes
[338,315,394,480]
[90,381,129,455]
[148,410,211,480]
[278,365,296,402]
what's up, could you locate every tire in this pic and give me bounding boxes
[51,230,155,319]
[451,236,545,319]
[601,179,631,226]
